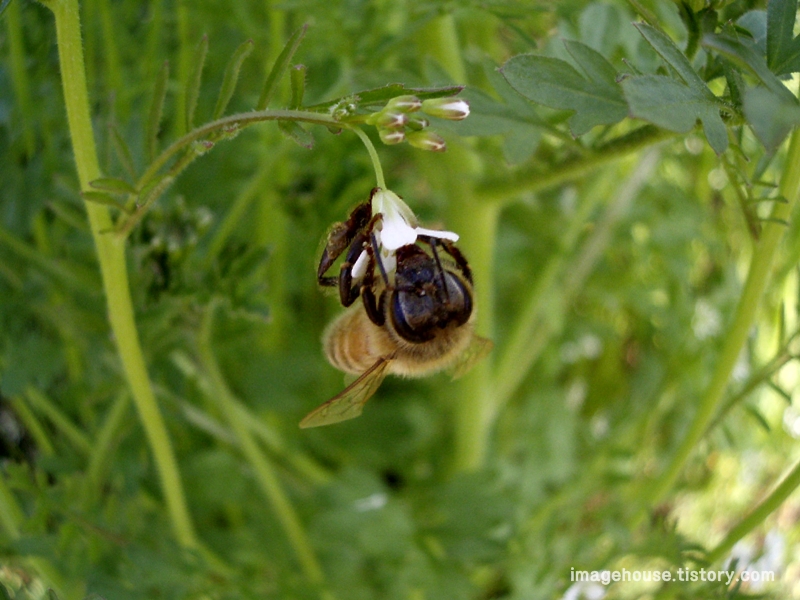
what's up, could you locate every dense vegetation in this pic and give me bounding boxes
[2,0,800,598]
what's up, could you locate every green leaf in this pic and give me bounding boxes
[109,122,137,180]
[81,191,133,214]
[306,84,464,113]
[185,34,209,131]
[702,32,794,100]
[289,64,306,109]
[257,24,307,110]
[767,0,800,75]
[635,22,708,92]
[146,60,170,163]
[212,39,254,120]
[500,42,627,136]
[0,0,12,19]
[90,176,137,195]
[622,74,728,154]
[744,86,800,151]
[278,120,314,149]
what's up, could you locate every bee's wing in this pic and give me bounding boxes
[449,335,494,380]
[299,356,393,428]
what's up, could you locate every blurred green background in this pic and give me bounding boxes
[2,0,800,598]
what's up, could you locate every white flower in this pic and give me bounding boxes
[371,188,459,252]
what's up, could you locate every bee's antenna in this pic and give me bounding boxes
[427,237,450,302]
[370,233,391,286]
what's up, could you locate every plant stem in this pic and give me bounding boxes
[707,456,800,563]
[477,125,675,203]
[45,0,198,549]
[351,127,386,189]
[641,127,800,514]
[198,302,329,591]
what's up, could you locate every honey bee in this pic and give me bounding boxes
[300,198,492,428]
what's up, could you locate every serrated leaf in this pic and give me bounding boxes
[146,60,169,163]
[186,35,209,131]
[743,86,800,151]
[622,74,728,154]
[306,84,464,113]
[767,0,800,75]
[702,33,794,101]
[257,24,307,110]
[500,44,626,136]
[738,10,767,54]
[90,176,137,195]
[635,23,708,93]
[212,39,254,120]
[278,120,313,149]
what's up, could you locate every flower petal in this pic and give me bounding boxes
[414,226,459,242]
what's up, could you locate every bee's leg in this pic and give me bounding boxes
[362,287,386,327]
[438,238,473,285]
[339,230,371,306]
[317,201,372,286]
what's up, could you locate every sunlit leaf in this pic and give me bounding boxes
[622,75,728,154]
[500,42,626,136]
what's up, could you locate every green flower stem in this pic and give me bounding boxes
[351,127,386,189]
[45,0,198,549]
[198,302,329,591]
[477,125,675,204]
[641,128,800,514]
[706,456,800,564]
[135,109,339,193]
[113,108,340,238]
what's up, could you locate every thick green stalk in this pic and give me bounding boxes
[706,457,800,563]
[44,0,198,549]
[642,128,800,511]
[450,198,498,472]
[198,303,328,592]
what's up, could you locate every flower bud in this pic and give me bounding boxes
[407,130,446,152]
[405,116,430,132]
[373,110,408,130]
[386,95,422,113]
[421,97,470,120]
[378,128,406,145]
